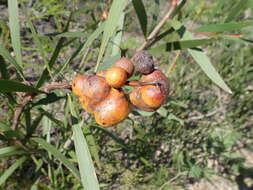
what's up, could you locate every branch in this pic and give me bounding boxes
[11,94,34,131]
[39,82,71,93]
[11,82,71,131]
[137,0,178,52]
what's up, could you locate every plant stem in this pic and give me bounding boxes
[137,0,178,52]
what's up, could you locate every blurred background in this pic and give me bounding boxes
[0,0,253,189]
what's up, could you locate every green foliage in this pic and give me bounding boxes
[0,0,253,189]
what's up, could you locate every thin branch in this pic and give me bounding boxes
[137,0,178,52]
[11,94,34,131]
[39,82,71,93]
[11,82,71,131]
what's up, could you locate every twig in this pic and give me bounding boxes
[137,0,178,52]
[39,82,71,93]
[11,94,34,131]
[11,82,71,131]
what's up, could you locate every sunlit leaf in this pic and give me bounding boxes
[95,0,129,72]
[8,0,22,67]
[195,22,253,33]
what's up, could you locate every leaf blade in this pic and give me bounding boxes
[195,22,253,33]
[32,137,80,179]
[189,49,232,94]
[0,45,25,79]
[73,124,100,190]
[170,20,232,93]
[54,23,105,77]
[8,0,22,67]
[225,0,249,22]
[132,0,148,37]
[0,146,25,158]
[95,0,129,72]
[0,156,27,185]
[148,38,214,55]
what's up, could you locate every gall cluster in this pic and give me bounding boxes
[72,51,170,127]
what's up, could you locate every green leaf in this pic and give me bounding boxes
[36,13,73,88]
[20,2,48,65]
[132,0,148,37]
[0,156,27,185]
[0,80,39,93]
[38,108,64,127]
[8,0,22,67]
[157,107,167,117]
[148,38,214,55]
[195,22,253,33]
[225,0,249,22]
[36,38,65,88]
[32,137,80,180]
[0,146,25,158]
[136,110,154,117]
[111,14,125,56]
[73,124,100,190]
[188,49,232,93]
[0,56,9,79]
[250,0,253,17]
[54,23,105,76]
[170,20,232,94]
[95,0,129,72]
[83,125,101,169]
[0,45,25,80]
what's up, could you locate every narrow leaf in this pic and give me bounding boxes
[250,0,253,18]
[132,0,148,37]
[0,45,25,79]
[148,38,214,55]
[225,0,249,22]
[36,13,73,88]
[73,124,100,190]
[83,125,101,169]
[188,49,232,93]
[0,80,39,93]
[111,14,125,56]
[8,0,22,66]
[54,23,105,76]
[195,22,253,33]
[0,146,25,158]
[0,56,9,79]
[0,156,27,185]
[36,38,65,88]
[170,20,232,93]
[181,30,232,93]
[20,2,48,64]
[32,137,80,179]
[95,0,129,72]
